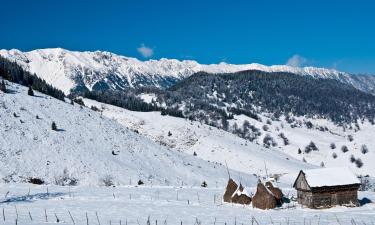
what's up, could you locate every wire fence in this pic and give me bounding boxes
[0,186,373,225]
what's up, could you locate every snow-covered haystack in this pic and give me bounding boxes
[265,181,284,205]
[252,182,278,210]
[0,82,256,186]
[231,183,252,205]
[223,178,238,203]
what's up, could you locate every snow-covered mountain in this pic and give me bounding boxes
[0,81,260,186]
[0,48,363,94]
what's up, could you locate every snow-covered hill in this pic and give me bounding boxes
[83,98,315,177]
[83,96,375,177]
[0,81,258,186]
[0,48,363,94]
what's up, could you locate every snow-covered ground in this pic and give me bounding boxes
[0,82,257,187]
[0,183,374,225]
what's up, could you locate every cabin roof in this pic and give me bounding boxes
[294,167,360,188]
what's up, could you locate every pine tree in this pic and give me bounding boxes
[28,86,34,96]
[52,121,57,131]
[0,79,6,93]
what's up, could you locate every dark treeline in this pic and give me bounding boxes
[161,70,375,125]
[81,89,159,112]
[0,55,65,100]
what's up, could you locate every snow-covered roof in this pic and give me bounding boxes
[301,167,360,188]
[232,185,250,197]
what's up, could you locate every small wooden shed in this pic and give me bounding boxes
[293,167,361,209]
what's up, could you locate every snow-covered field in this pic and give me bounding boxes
[0,183,374,225]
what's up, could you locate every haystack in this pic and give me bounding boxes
[252,182,277,210]
[265,181,284,205]
[223,178,238,203]
[231,183,251,205]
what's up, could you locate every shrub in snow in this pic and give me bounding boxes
[304,141,318,153]
[28,177,44,185]
[355,158,364,168]
[350,155,356,163]
[359,176,373,191]
[73,98,85,106]
[193,151,197,156]
[330,143,336,149]
[266,119,272,125]
[168,131,172,136]
[201,181,208,188]
[28,86,34,96]
[263,134,277,148]
[90,105,99,111]
[54,168,78,186]
[341,145,349,153]
[348,135,354,142]
[298,148,302,154]
[361,144,369,154]
[52,121,57,131]
[138,179,144,185]
[305,121,313,129]
[221,118,229,131]
[278,133,289,145]
[262,125,269,131]
[320,162,325,167]
[332,152,338,159]
[101,175,114,187]
[302,157,307,163]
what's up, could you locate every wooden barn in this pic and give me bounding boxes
[293,167,361,209]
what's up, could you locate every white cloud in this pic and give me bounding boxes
[286,54,308,67]
[137,44,154,58]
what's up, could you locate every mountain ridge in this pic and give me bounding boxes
[1,48,365,94]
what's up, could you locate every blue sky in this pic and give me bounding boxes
[1,0,375,74]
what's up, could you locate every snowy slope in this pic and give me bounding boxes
[84,96,375,178]
[83,98,314,178]
[0,48,358,94]
[230,114,375,177]
[0,81,257,186]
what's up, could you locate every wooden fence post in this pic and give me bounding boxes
[96,211,101,225]
[68,211,75,225]
[28,211,33,221]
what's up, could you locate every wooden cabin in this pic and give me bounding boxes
[293,167,361,209]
